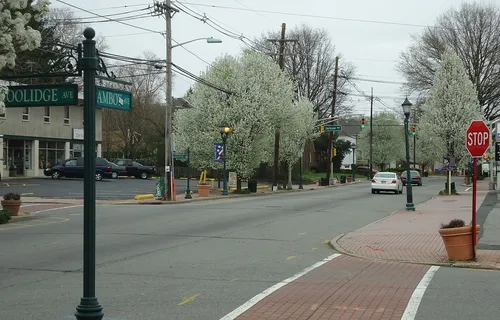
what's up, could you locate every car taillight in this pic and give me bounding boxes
[392,180,397,184]
[371,179,376,183]
[107,166,111,172]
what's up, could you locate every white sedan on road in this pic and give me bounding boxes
[371,172,403,194]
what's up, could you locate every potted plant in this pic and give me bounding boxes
[0,209,12,224]
[439,218,480,261]
[1,193,21,216]
[197,182,211,197]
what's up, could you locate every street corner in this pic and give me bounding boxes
[0,215,69,231]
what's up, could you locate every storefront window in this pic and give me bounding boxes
[39,140,66,168]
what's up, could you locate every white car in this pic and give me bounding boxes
[371,172,403,194]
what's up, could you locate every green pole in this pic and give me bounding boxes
[404,116,415,211]
[222,137,228,195]
[185,148,192,199]
[75,27,104,320]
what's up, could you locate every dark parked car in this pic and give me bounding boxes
[400,170,422,186]
[43,157,114,181]
[113,159,155,179]
[356,166,378,176]
[109,162,127,179]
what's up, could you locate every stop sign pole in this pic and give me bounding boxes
[466,119,490,260]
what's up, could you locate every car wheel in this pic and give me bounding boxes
[51,171,61,179]
[399,189,403,194]
[95,173,103,181]
[371,190,375,194]
[140,171,148,179]
[418,183,422,186]
[111,172,118,179]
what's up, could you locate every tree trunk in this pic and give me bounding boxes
[236,177,242,192]
[287,162,293,190]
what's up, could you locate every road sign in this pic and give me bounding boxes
[214,143,224,163]
[324,125,342,132]
[173,153,188,160]
[466,120,490,157]
[5,84,79,107]
[96,86,132,111]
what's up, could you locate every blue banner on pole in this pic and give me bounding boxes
[214,143,224,163]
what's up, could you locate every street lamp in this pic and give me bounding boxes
[402,97,415,211]
[351,143,356,182]
[171,37,222,48]
[219,122,232,195]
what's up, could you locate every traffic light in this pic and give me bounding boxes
[412,125,416,135]
[333,148,337,157]
[361,117,365,129]
[320,125,325,134]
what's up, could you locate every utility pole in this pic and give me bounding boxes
[153,1,178,201]
[327,56,339,183]
[413,130,416,170]
[369,87,374,179]
[267,23,297,191]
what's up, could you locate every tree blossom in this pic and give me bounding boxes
[418,50,482,168]
[174,51,297,179]
[357,112,404,169]
[0,0,50,113]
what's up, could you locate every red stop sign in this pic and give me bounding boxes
[466,120,490,157]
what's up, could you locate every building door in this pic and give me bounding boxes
[7,140,24,176]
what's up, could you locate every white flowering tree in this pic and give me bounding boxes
[174,51,296,189]
[357,112,404,169]
[418,50,482,169]
[277,98,318,189]
[0,0,50,113]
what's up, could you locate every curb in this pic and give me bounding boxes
[9,214,39,223]
[134,194,155,200]
[329,234,500,271]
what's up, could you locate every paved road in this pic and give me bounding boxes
[1,176,488,320]
[0,177,242,199]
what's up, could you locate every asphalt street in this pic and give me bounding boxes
[0,177,239,199]
[1,175,490,320]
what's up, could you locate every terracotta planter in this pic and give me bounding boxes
[439,225,480,261]
[347,177,352,183]
[197,184,211,197]
[1,199,21,216]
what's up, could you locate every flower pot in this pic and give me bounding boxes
[1,199,21,216]
[347,177,352,183]
[439,225,480,261]
[197,184,211,197]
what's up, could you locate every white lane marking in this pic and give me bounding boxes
[219,253,342,320]
[465,187,471,192]
[401,265,440,320]
[32,205,83,215]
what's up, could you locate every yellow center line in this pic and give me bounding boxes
[230,278,240,282]
[286,255,297,260]
[177,293,200,306]
[299,232,306,236]
[311,248,318,251]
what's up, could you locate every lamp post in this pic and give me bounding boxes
[402,98,415,211]
[185,148,192,199]
[351,144,356,182]
[219,122,231,195]
[171,37,222,48]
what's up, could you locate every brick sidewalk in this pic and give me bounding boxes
[233,255,431,320]
[334,185,500,269]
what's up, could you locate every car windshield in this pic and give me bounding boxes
[410,171,420,176]
[375,173,395,179]
[133,162,143,166]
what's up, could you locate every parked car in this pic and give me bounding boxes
[371,172,403,194]
[109,162,127,179]
[400,170,422,186]
[43,157,114,181]
[113,159,155,179]
[356,166,378,176]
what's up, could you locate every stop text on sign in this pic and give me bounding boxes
[467,131,489,146]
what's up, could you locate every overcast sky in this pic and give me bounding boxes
[54,0,471,115]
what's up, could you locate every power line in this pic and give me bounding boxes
[50,7,151,21]
[88,4,151,11]
[176,1,432,29]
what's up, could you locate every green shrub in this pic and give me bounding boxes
[0,209,12,224]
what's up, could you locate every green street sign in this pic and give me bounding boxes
[174,153,188,160]
[155,176,165,199]
[96,86,132,111]
[5,84,79,107]
[324,125,342,131]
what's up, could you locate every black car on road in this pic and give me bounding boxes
[44,157,114,181]
[113,159,155,179]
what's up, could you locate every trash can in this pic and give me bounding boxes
[248,180,258,193]
[340,175,347,184]
[320,177,329,186]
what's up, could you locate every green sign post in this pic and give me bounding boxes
[5,84,79,107]
[324,125,342,132]
[96,86,132,111]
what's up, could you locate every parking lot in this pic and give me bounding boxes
[0,177,234,200]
